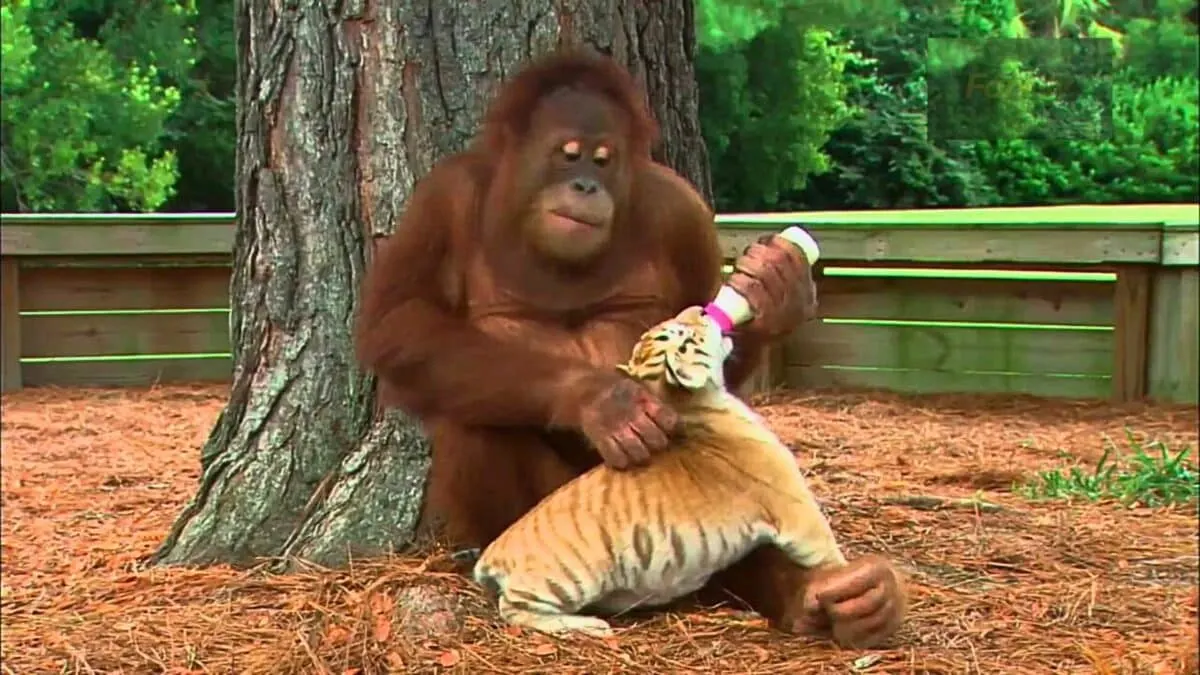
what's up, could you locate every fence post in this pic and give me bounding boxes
[1,258,22,393]
[1146,222,1200,405]
[1111,265,1152,402]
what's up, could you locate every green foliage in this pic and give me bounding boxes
[1115,0,1199,80]
[1017,431,1199,508]
[970,74,1200,204]
[0,0,189,212]
[969,140,1086,203]
[782,0,1198,210]
[696,0,902,49]
[788,0,1031,209]
[697,0,777,48]
[158,0,237,212]
[795,66,1001,208]
[926,40,1046,144]
[5,0,1197,213]
[696,0,916,211]
[698,21,857,211]
[1068,75,1200,202]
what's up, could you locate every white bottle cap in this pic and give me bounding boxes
[778,226,820,264]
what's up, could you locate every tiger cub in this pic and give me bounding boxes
[472,305,846,638]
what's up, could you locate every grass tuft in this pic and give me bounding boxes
[1018,428,1199,508]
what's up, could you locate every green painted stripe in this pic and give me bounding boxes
[818,364,1111,380]
[720,265,1112,281]
[820,318,1114,332]
[1,212,234,225]
[715,203,1199,229]
[821,267,1116,282]
[20,308,230,317]
[20,353,231,363]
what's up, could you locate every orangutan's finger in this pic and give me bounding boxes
[813,559,891,607]
[825,581,889,622]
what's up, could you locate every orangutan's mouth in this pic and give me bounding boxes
[549,210,601,230]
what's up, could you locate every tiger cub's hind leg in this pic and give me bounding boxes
[496,590,614,638]
[765,477,848,569]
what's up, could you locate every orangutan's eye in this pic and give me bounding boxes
[593,145,611,166]
[561,140,582,161]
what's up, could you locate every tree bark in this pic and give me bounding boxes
[152,0,711,569]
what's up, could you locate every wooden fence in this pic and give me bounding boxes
[1,204,1197,404]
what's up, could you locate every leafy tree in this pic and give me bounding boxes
[964,0,1199,206]
[695,0,901,211]
[0,0,190,212]
[1123,13,1200,80]
[698,18,857,211]
[790,0,1033,208]
[52,0,237,212]
[972,74,1200,204]
[159,0,237,212]
[8,0,1195,213]
[788,0,1198,209]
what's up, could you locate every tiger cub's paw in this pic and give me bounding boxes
[515,614,614,638]
[550,615,615,638]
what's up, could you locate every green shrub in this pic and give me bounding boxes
[970,75,1200,204]
[699,22,858,211]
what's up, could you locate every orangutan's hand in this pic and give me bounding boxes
[573,373,679,470]
[726,234,818,340]
[785,555,907,648]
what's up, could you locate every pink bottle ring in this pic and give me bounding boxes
[703,302,736,334]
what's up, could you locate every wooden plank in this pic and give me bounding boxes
[7,204,1191,235]
[814,261,1118,275]
[11,204,1195,232]
[0,222,234,256]
[21,356,233,388]
[818,263,1117,277]
[817,276,1115,326]
[20,312,231,359]
[1147,267,1200,404]
[718,203,1200,228]
[17,254,231,269]
[786,365,1111,400]
[717,227,1163,265]
[1161,225,1199,266]
[0,206,1183,261]
[1,259,21,393]
[0,212,234,227]
[788,322,1114,376]
[19,266,231,312]
[1111,265,1152,402]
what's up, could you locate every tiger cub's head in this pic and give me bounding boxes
[616,306,733,398]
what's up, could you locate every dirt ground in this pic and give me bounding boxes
[1,384,1197,674]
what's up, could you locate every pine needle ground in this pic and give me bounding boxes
[2,385,1197,674]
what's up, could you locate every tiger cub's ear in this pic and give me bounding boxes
[673,305,706,323]
[617,337,658,380]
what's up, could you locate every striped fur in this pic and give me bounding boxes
[473,306,846,638]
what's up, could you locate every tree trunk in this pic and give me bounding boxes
[152,0,711,569]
